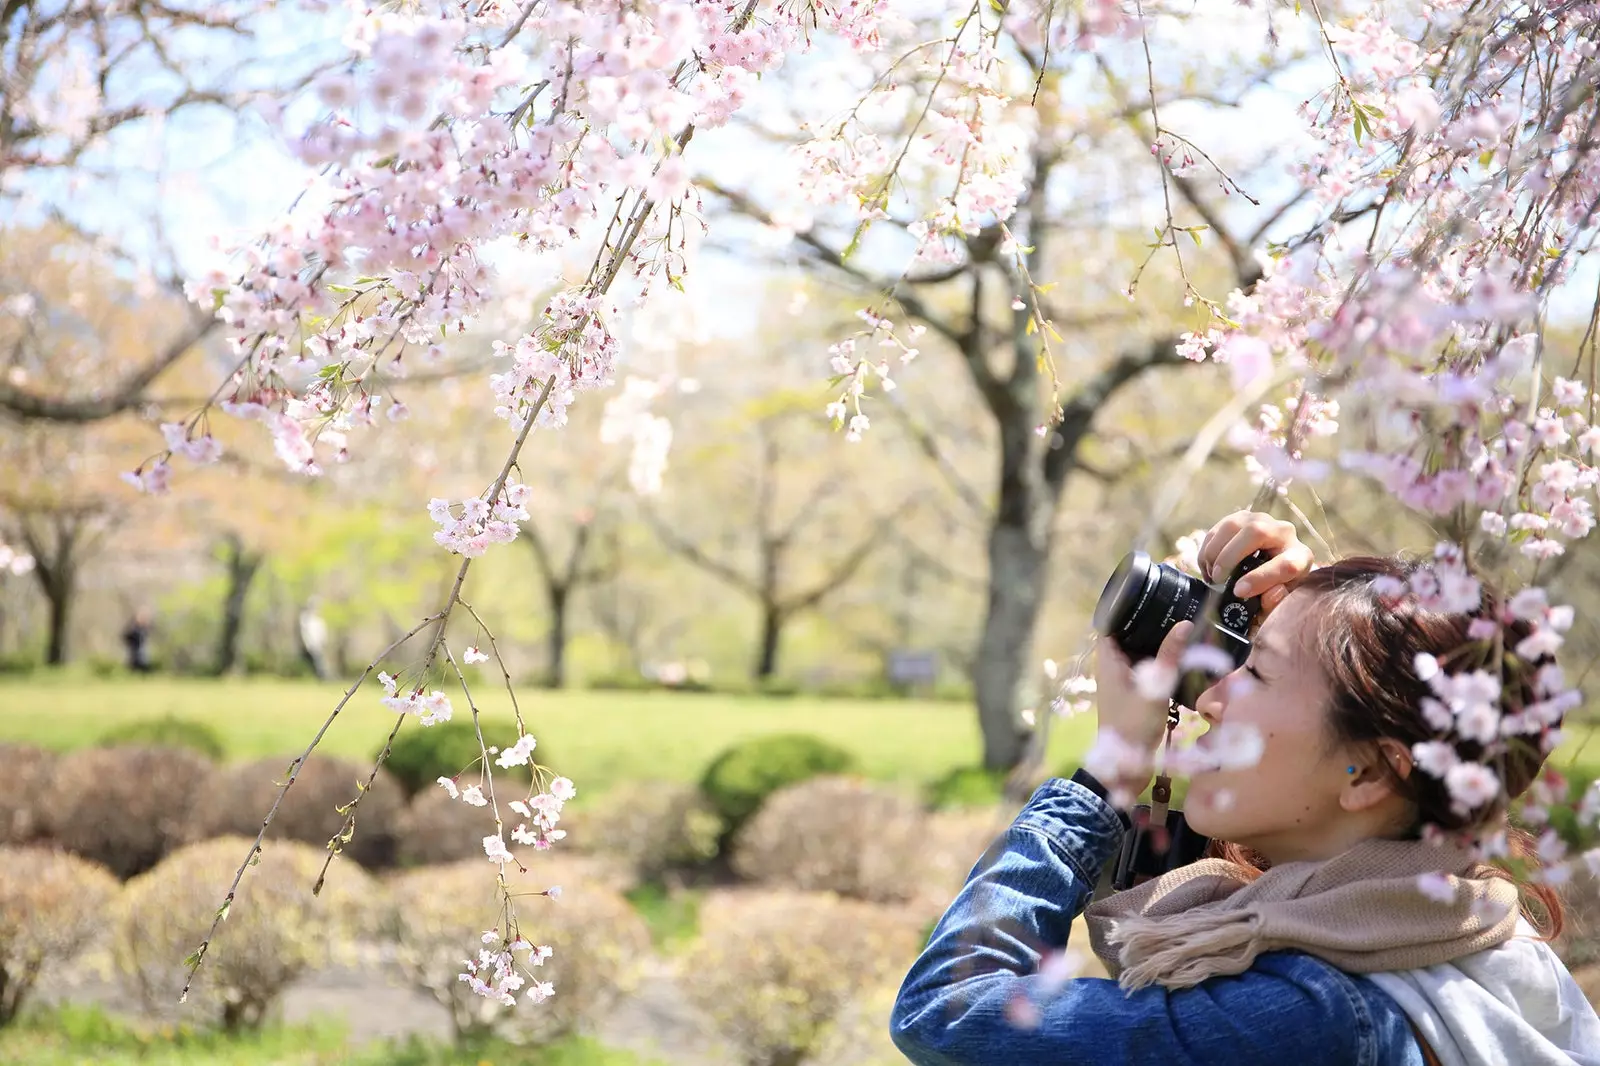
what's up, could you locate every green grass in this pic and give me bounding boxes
[0,1005,663,1066]
[623,882,703,952]
[0,674,1095,797]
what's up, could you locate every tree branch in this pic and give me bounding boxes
[641,506,759,596]
[781,493,921,614]
[0,310,217,422]
[697,177,967,346]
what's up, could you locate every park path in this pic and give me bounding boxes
[38,958,740,1064]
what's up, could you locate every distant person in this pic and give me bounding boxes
[121,608,154,673]
[298,599,330,681]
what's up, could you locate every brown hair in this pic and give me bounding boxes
[1208,555,1565,939]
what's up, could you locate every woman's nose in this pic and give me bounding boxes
[1194,674,1228,725]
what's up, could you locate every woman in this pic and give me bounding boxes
[891,511,1600,1066]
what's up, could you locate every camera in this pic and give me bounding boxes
[1090,547,1269,890]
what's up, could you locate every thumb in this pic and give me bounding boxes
[1156,620,1196,671]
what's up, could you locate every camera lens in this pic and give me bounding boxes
[1092,551,1207,661]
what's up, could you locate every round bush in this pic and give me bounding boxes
[0,744,57,846]
[565,781,722,884]
[111,836,376,1029]
[95,716,227,761]
[926,765,1007,810]
[699,734,859,835]
[44,746,217,879]
[0,847,120,1025]
[383,719,537,799]
[383,857,650,1043]
[188,755,406,870]
[681,888,923,1066]
[732,776,927,902]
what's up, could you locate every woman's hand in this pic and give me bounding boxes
[1091,621,1192,799]
[1196,510,1314,615]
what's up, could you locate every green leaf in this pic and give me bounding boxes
[216,900,231,923]
[183,950,203,969]
[210,288,227,312]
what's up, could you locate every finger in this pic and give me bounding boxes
[1260,584,1289,614]
[1211,518,1299,584]
[1234,543,1314,600]
[1197,511,1253,580]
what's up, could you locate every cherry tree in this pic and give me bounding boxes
[85,0,1598,1017]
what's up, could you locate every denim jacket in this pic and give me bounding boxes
[890,775,1427,1066]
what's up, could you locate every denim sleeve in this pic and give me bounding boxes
[889,776,1418,1066]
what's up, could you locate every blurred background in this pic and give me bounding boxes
[5,1,1600,1065]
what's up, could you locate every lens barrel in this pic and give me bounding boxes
[1092,551,1209,661]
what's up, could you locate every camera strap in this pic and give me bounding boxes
[1149,701,1180,825]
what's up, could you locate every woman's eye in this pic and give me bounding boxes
[1244,664,1265,682]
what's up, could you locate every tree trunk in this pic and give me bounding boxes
[972,387,1061,769]
[545,584,569,689]
[754,603,783,680]
[215,536,262,676]
[973,518,1054,769]
[43,570,71,666]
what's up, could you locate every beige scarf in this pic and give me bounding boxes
[1083,837,1522,991]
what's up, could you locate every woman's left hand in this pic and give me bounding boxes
[1091,620,1193,796]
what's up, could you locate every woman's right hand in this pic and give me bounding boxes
[1197,510,1314,615]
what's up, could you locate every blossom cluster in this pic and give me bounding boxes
[461,931,554,1007]
[377,672,454,726]
[429,482,532,558]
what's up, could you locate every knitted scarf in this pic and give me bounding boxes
[1083,837,1522,991]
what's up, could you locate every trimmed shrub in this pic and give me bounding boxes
[0,744,56,846]
[0,847,120,1025]
[383,858,650,1043]
[96,716,226,761]
[681,889,923,1066]
[731,777,926,902]
[394,786,502,868]
[566,781,722,883]
[699,734,858,837]
[44,746,217,879]
[110,836,376,1029]
[383,720,537,799]
[926,765,1007,810]
[187,755,406,870]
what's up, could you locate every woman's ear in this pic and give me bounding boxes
[1337,738,1413,815]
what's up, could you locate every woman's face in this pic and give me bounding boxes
[1184,589,1370,863]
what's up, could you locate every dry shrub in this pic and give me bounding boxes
[0,846,119,1024]
[383,856,650,1043]
[910,809,1009,916]
[682,888,924,1066]
[0,744,56,846]
[44,746,216,878]
[110,835,377,1029]
[566,780,722,884]
[731,776,927,902]
[188,755,406,869]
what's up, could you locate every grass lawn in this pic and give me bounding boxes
[0,1005,662,1066]
[5,672,1598,801]
[0,673,1096,797]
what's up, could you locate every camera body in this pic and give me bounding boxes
[1091,547,1270,890]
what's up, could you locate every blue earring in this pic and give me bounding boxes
[1346,765,1357,775]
